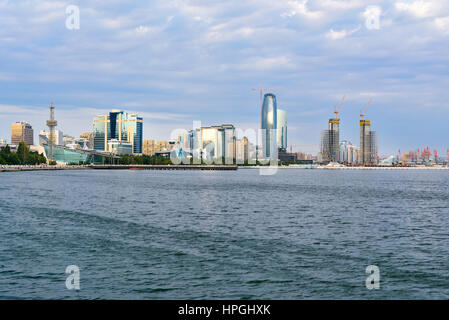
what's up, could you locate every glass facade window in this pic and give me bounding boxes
[93,111,143,154]
[261,93,277,159]
[43,145,93,164]
[277,109,287,150]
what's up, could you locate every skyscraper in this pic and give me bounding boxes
[261,93,277,159]
[11,121,34,145]
[320,118,340,163]
[277,109,287,151]
[93,110,143,154]
[360,120,377,166]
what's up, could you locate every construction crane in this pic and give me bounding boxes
[333,94,346,119]
[360,98,373,120]
[252,87,279,108]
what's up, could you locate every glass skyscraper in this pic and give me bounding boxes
[93,110,143,154]
[261,93,277,158]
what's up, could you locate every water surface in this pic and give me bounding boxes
[0,169,448,299]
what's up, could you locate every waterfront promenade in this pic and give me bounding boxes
[0,164,238,172]
[1,164,448,172]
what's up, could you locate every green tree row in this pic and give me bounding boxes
[118,155,172,165]
[0,142,47,165]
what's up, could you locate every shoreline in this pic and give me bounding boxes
[2,164,449,172]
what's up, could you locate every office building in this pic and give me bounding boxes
[107,139,133,155]
[180,124,236,162]
[142,139,155,156]
[261,93,277,159]
[143,139,176,156]
[93,110,143,154]
[277,109,287,151]
[11,121,34,145]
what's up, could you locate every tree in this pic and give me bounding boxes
[17,142,29,164]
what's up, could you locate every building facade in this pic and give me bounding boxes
[11,121,34,145]
[320,118,340,163]
[143,139,176,156]
[360,120,377,166]
[39,129,63,146]
[107,139,133,155]
[93,110,143,154]
[142,139,155,156]
[177,124,237,162]
[339,140,359,165]
[80,132,94,149]
[277,109,287,151]
[261,93,277,159]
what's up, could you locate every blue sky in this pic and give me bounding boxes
[1,0,448,156]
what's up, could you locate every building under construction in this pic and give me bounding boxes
[320,119,340,163]
[320,95,345,163]
[359,99,378,166]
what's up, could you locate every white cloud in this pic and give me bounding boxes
[326,26,360,40]
[284,0,324,20]
[395,0,442,19]
[434,16,449,34]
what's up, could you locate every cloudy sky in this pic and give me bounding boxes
[1,0,448,155]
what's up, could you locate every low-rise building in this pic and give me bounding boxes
[107,139,133,155]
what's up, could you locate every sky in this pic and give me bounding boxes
[0,0,448,156]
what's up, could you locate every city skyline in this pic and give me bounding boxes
[1,1,449,155]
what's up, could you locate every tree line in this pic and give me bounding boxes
[0,142,47,165]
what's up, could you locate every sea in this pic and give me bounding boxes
[0,169,448,299]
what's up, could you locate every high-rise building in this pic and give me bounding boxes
[181,124,236,162]
[93,110,143,154]
[320,118,340,163]
[277,109,287,151]
[11,121,34,145]
[360,120,377,166]
[339,140,359,165]
[261,93,277,159]
[199,124,236,162]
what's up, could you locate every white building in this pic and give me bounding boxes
[339,140,359,164]
[39,129,63,146]
[107,139,133,155]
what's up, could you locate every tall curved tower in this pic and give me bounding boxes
[261,93,277,159]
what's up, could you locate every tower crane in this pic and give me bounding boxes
[360,98,373,120]
[333,95,346,119]
[252,87,279,108]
